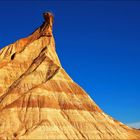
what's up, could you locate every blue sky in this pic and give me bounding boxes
[0,0,140,126]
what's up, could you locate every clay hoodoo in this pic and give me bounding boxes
[0,12,140,139]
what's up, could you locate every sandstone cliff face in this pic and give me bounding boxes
[0,12,139,140]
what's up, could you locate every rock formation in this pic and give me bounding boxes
[0,12,139,139]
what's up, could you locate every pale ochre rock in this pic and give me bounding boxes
[0,12,140,140]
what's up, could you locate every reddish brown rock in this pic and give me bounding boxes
[0,12,140,139]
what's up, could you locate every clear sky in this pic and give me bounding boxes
[0,0,140,125]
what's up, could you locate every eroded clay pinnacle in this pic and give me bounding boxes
[43,12,54,28]
[39,12,54,37]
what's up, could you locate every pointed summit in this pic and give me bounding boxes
[43,12,54,26]
[39,12,54,37]
[0,13,140,139]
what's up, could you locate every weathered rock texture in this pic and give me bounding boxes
[0,12,140,140]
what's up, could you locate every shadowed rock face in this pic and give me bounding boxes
[0,12,140,140]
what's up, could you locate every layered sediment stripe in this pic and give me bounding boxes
[3,79,101,112]
[5,93,100,112]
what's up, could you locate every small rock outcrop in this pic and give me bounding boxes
[0,12,140,139]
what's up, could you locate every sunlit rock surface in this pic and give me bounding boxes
[0,12,140,140]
